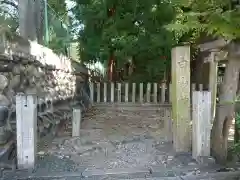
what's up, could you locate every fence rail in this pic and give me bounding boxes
[90,82,218,104]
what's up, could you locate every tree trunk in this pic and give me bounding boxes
[211,58,240,164]
[234,76,240,143]
[18,0,37,41]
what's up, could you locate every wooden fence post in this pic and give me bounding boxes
[72,107,82,137]
[97,82,100,103]
[103,82,107,102]
[125,83,129,102]
[139,83,143,103]
[169,83,172,103]
[209,51,218,123]
[153,83,158,103]
[90,82,94,103]
[171,45,191,152]
[161,83,166,103]
[16,94,37,169]
[192,91,211,160]
[146,83,151,103]
[117,83,121,102]
[111,82,114,103]
[132,83,136,103]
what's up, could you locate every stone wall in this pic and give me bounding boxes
[0,32,89,143]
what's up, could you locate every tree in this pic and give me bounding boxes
[1,0,71,54]
[47,0,70,54]
[0,0,18,33]
[166,0,240,164]
[73,0,177,82]
[165,0,240,41]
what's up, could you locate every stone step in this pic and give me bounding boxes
[82,167,151,179]
[2,170,240,180]
[2,167,150,179]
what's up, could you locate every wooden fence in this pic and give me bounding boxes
[89,82,213,160]
[90,82,220,104]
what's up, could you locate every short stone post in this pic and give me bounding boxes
[164,108,172,142]
[192,91,211,160]
[72,107,82,137]
[171,46,191,152]
[16,94,37,169]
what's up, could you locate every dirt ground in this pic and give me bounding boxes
[2,105,240,180]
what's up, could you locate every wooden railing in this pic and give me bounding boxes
[90,82,220,104]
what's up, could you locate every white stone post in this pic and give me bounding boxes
[192,91,211,160]
[16,94,37,169]
[72,107,82,137]
[208,51,218,123]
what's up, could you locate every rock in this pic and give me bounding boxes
[82,167,150,179]
[0,75,8,91]
[188,162,197,166]
[0,94,10,106]
[168,156,174,161]
[37,151,45,155]
[197,156,215,165]
[9,75,21,89]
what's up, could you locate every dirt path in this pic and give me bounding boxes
[2,105,240,179]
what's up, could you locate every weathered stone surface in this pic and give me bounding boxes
[0,33,90,143]
[2,106,240,180]
[82,167,150,179]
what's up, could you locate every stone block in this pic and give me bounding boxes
[82,167,150,179]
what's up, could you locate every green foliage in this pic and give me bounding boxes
[72,0,240,81]
[229,112,240,160]
[73,0,177,81]
[47,0,71,55]
[165,0,240,41]
[0,0,70,55]
[0,0,18,33]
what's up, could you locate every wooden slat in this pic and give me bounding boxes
[169,83,172,102]
[146,83,151,103]
[192,83,196,91]
[125,83,129,102]
[111,82,114,102]
[153,83,158,103]
[90,82,94,102]
[97,83,100,103]
[132,83,136,103]
[117,83,121,102]
[139,83,143,103]
[161,83,166,103]
[103,82,107,102]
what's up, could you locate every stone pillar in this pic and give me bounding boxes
[192,91,211,160]
[19,0,37,41]
[16,94,37,169]
[72,107,82,137]
[171,46,191,152]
